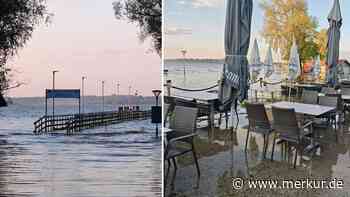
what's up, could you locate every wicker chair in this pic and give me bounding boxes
[245,103,273,159]
[301,90,318,104]
[164,106,200,189]
[271,106,313,168]
[317,96,339,139]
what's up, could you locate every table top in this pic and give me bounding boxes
[294,83,318,88]
[342,95,350,100]
[268,101,335,116]
[172,90,218,102]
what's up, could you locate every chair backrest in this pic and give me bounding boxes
[246,103,270,129]
[318,95,338,108]
[321,87,337,95]
[301,90,318,104]
[341,87,350,96]
[169,106,198,134]
[174,98,197,108]
[271,106,300,139]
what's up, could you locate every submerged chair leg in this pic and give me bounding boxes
[165,160,171,189]
[171,158,177,191]
[245,127,250,152]
[263,134,269,159]
[192,144,200,188]
[293,146,298,168]
[271,133,276,161]
[225,111,229,129]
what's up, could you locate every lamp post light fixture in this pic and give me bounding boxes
[82,76,86,113]
[152,89,161,106]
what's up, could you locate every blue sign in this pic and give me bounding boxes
[46,89,80,99]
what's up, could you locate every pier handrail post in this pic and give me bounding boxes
[166,80,172,96]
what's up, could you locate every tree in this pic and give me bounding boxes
[315,28,328,60]
[0,0,50,96]
[260,0,319,63]
[113,0,161,55]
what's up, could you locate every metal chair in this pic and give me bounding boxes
[301,90,318,104]
[271,107,313,168]
[341,87,350,114]
[321,87,337,95]
[317,96,339,139]
[164,106,200,189]
[245,103,273,159]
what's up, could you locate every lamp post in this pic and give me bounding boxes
[128,85,132,106]
[102,80,105,112]
[52,70,59,118]
[152,89,161,137]
[82,76,86,113]
[116,82,120,106]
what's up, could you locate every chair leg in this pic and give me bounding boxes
[245,127,250,152]
[271,133,276,161]
[262,134,266,159]
[170,158,177,191]
[218,113,222,127]
[293,146,298,169]
[263,134,269,159]
[165,160,171,187]
[225,111,229,129]
[192,146,201,178]
[192,144,200,189]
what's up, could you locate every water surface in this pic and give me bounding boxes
[0,97,161,197]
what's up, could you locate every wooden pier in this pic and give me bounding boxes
[33,110,151,134]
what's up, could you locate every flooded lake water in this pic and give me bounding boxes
[0,97,161,197]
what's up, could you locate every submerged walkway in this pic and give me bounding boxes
[34,110,151,134]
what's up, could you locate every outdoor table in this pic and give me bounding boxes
[269,101,335,117]
[294,83,319,97]
[267,101,336,152]
[342,95,350,100]
[171,90,218,136]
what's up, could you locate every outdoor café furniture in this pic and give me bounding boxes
[318,96,340,128]
[215,98,234,129]
[171,90,219,136]
[321,87,337,95]
[341,87,350,113]
[294,83,319,97]
[164,106,200,189]
[267,101,336,165]
[271,106,314,168]
[245,103,273,159]
[301,90,319,104]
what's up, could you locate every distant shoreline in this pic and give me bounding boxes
[164,58,224,63]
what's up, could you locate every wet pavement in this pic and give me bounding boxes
[164,109,350,197]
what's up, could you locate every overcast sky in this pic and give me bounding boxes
[164,0,350,60]
[7,0,161,97]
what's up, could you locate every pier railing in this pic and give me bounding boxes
[33,110,151,134]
